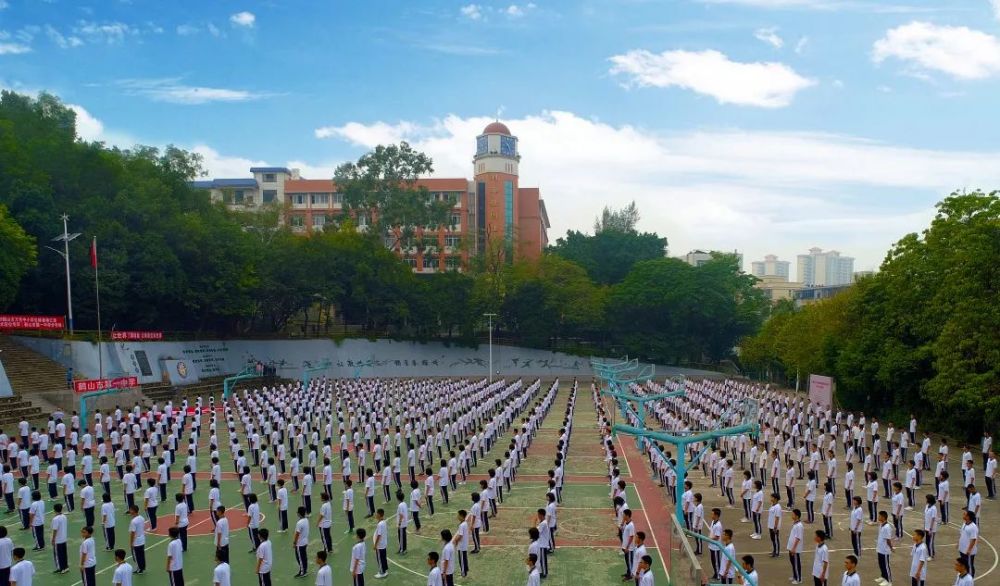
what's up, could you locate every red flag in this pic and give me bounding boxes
[90,237,97,269]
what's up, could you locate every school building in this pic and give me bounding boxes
[191,121,550,271]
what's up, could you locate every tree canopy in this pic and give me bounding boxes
[740,191,1000,439]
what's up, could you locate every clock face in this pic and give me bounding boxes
[500,135,516,157]
[476,136,488,155]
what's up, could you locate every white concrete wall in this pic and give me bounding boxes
[11,336,716,384]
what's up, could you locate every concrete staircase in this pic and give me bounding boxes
[0,334,67,426]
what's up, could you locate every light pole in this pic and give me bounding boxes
[46,214,80,334]
[483,312,497,384]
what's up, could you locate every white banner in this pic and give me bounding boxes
[808,374,834,409]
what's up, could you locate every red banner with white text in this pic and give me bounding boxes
[111,331,164,341]
[74,376,139,394]
[0,314,65,330]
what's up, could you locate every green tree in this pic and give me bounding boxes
[334,142,452,250]
[0,205,36,310]
[594,200,640,233]
[549,229,667,285]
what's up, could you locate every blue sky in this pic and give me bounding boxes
[2,0,1000,271]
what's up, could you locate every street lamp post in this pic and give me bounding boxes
[483,312,497,384]
[46,214,80,334]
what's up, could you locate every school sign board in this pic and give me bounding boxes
[808,374,835,409]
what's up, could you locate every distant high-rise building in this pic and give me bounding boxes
[681,250,743,270]
[751,254,790,281]
[796,247,855,286]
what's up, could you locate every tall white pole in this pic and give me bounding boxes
[62,214,74,334]
[93,237,103,379]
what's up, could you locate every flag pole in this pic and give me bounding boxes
[92,236,103,380]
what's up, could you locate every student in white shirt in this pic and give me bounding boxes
[127,505,146,574]
[314,551,332,586]
[212,550,231,586]
[8,547,34,586]
[849,497,864,560]
[909,530,928,586]
[954,557,974,586]
[101,493,117,551]
[255,528,273,586]
[525,553,541,586]
[165,526,184,586]
[79,526,97,586]
[958,510,979,578]
[396,490,409,554]
[293,507,310,578]
[111,549,133,586]
[841,554,861,586]
[372,508,389,578]
[786,509,803,584]
[923,494,938,560]
[214,505,230,560]
[875,511,894,584]
[426,552,443,586]
[812,530,829,586]
[350,528,367,586]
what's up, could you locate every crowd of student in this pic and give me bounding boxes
[0,375,586,586]
[596,377,995,586]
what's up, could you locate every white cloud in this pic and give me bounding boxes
[754,27,784,48]
[116,78,271,105]
[68,105,104,141]
[229,11,256,28]
[176,24,199,36]
[73,21,137,44]
[873,21,1000,80]
[794,36,809,53]
[207,23,222,37]
[313,110,1000,268]
[0,1,8,10]
[0,42,30,55]
[608,49,815,108]
[45,25,84,48]
[192,145,268,178]
[506,4,527,17]
[993,0,1000,21]
[460,4,483,20]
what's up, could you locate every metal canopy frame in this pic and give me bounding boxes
[591,359,760,586]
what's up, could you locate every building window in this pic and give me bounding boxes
[289,215,304,227]
[292,194,306,205]
[450,213,461,229]
[445,256,460,271]
[234,190,246,204]
[333,193,344,205]
[262,190,277,204]
[423,255,438,269]
[357,213,368,227]
[403,257,416,269]
[311,193,329,205]
[262,173,277,183]
[445,235,461,248]
[313,215,326,227]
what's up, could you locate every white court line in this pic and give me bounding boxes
[69,489,264,586]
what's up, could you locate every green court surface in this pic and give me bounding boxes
[8,385,662,586]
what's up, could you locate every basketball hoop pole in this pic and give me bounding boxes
[79,387,127,433]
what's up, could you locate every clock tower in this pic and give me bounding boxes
[473,121,520,260]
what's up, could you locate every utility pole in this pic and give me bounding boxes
[483,313,497,384]
[47,214,80,334]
